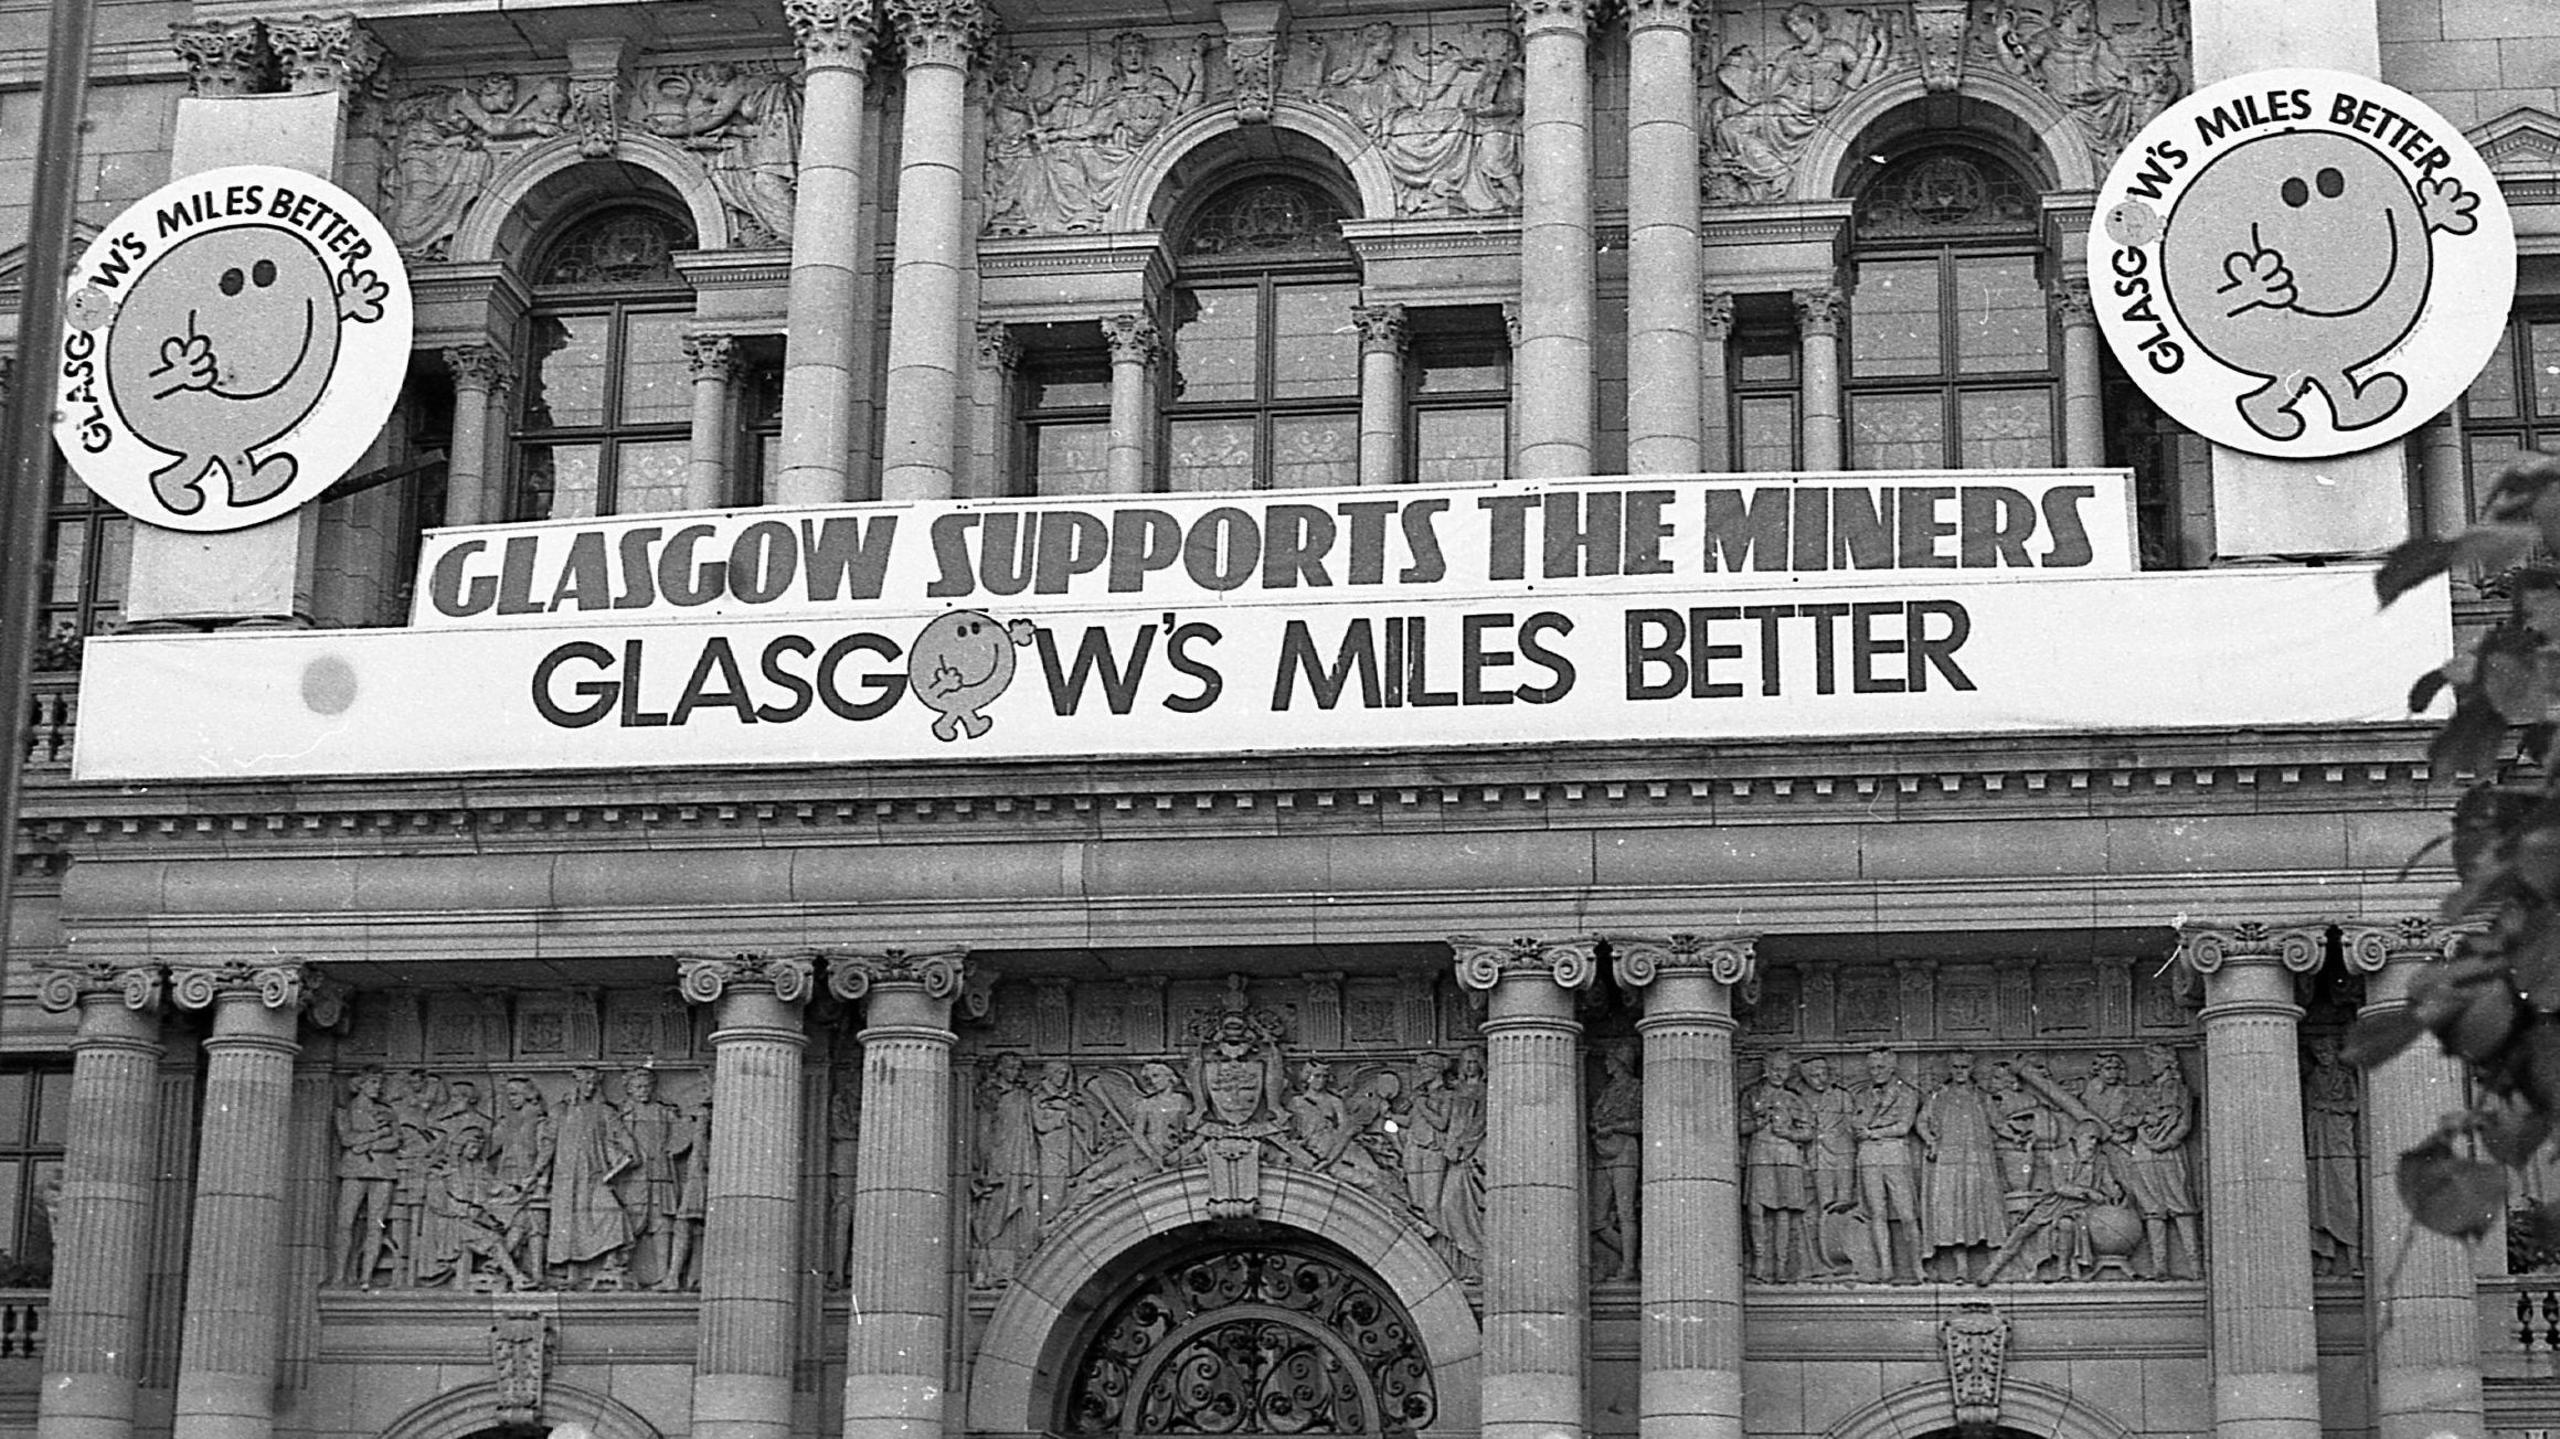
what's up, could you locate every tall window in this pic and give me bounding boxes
[1844,148,2057,470]
[1729,321,1801,472]
[0,1066,67,1288]
[2459,311,2560,519]
[1407,307,1510,485]
[39,459,130,670]
[512,206,698,520]
[1165,177,1361,492]
[1016,326,1114,497]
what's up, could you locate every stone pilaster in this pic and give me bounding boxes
[443,347,513,528]
[168,963,315,1439]
[2340,921,2485,1439]
[2176,922,2325,1439]
[776,0,878,505]
[879,0,993,501]
[1353,305,1408,487]
[1102,314,1161,495]
[2049,279,2102,468]
[1511,0,1597,478]
[170,20,270,97]
[1453,936,1597,1439]
[1611,935,1753,1439]
[267,14,382,97]
[2415,414,2468,537]
[1620,0,1701,475]
[34,965,165,1439]
[684,334,744,511]
[973,322,1022,495]
[1794,286,1842,470]
[1698,292,1735,471]
[829,947,969,1439]
[680,954,817,1439]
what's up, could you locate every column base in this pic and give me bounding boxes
[37,1373,137,1439]
[1482,1373,1585,1439]
[692,1374,793,1439]
[1639,1368,1739,1439]
[172,1373,272,1439]
[2213,1372,2320,1439]
[2375,1364,2484,1439]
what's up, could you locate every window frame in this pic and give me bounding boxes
[0,1064,70,1290]
[1402,308,1512,487]
[2457,308,2560,524]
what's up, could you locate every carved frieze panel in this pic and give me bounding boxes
[1280,19,1522,218]
[984,31,1213,236]
[379,74,573,258]
[629,61,804,246]
[1970,0,2188,168]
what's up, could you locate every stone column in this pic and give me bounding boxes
[684,334,742,512]
[2416,414,2469,537]
[2340,922,2486,1439]
[2051,279,2103,468]
[1621,0,1702,476]
[973,322,1021,496]
[1513,0,1597,479]
[829,948,969,1439]
[441,347,513,528]
[1102,314,1160,495]
[680,954,817,1439]
[168,963,313,1439]
[2176,922,2326,1439]
[1795,286,1843,470]
[1453,936,1597,1439]
[777,0,876,506]
[1698,293,1734,472]
[1611,936,1754,1439]
[880,0,990,502]
[34,965,165,1439]
[1354,305,1409,487]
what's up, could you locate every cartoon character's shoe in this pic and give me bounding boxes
[148,456,212,516]
[2329,370,2408,430]
[227,451,299,507]
[2237,378,2308,442]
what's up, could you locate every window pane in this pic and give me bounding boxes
[618,313,692,425]
[1167,417,1257,492]
[1269,412,1358,490]
[2471,326,2520,420]
[0,1162,21,1273]
[613,439,693,515]
[1849,392,1945,469]
[1032,422,1111,496]
[93,517,132,614]
[23,1160,59,1283]
[2470,436,2537,499]
[1174,287,1260,405]
[46,522,87,608]
[1952,256,2047,371]
[1737,394,1797,472]
[1270,284,1359,400]
[32,1074,65,1145]
[1026,367,1111,411]
[1735,338,1797,386]
[1959,388,2056,468]
[525,314,610,428]
[1416,352,1507,396]
[521,443,602,520]
[2532,322,2560,419]
[1851,260,1942,378]
[1415,408,1507,486]
[0,1076,26,1146]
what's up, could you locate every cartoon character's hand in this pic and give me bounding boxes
[1005,618,1037,646]
[2217,245,2295,316]
[147,324,218,398]
[2419,176,2479,236]
[338,268,388,323]
[928,657,964,696]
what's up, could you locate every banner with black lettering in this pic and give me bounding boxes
[77,567,2447,780]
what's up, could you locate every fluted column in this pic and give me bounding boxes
[1513,0,1596,478]
[830,948,969,1439]
[1621,0,1701,475]
[2341,922,2485,1439]
[2416,414,2469,537]
[2051,279,2102,468]
[681,954,817,1439]
[1354,305,1409,487]
[1453,936,1597,1439]
[1102,313,1160,495]
[683,334,742,511]
[1698,293,1734,472]
[442,347,513,527]
[34,965,166,1439]
[777,0,876,505]
[1795,287,1842,470]
[1612,936,1753,1439]
[2177,923,2325,1439]
[880,0,990,501]
[169,963,314,1439]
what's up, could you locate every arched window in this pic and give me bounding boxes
[511,205,699,520]
[1844,147,2057,470]
[1164,177,1363,491]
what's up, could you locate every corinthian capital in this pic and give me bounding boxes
[171,19,272,97]
[36,961,163,1015]
[2172,920,2330,977]
[1794,285,1844,337]
[679,952,817,1004]
[1610,933,1755,989]
[1352,304,1409,356]
[2046,278,2095,329]
[1103,313,1162,366]
[1621,0,1693,32]
[1452,935,1598,992]
[270,13,384,97]
[1513,0,1599,37]
[445,346,517,394]
[169,960,319,1012]
[684,333,742,382]
[787,0,878,65]
[886,0,992,70]
[826,946,970,1003]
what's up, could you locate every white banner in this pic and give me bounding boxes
[77,568,2447,781]
[407,470,2140,628]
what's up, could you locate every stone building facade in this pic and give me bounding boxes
[5,2,2560,1439]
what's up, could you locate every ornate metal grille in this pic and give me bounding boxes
[1182,180,1350,259]
[535,206,691,286]
[1854,149,2037,240]
[1062,1247,1436,1436]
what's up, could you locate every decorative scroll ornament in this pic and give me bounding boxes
[171,19,272,97]
[1062,1246,1438,1435]
[887,0,993,70]
[961,964,999,1021]
[1938,1302,2010,1433]
[269,13,384,97]
[827,947,969,1003]
[490,1308,553,1426]
[1352,305,1409,356]
[2341,916,2475,971]
[568,75,620,158]
[1610,933,1757,990]
[304,971,354,1031]
[677,952,816,1005]
[1451,935,1598,992]
[170,961,311,1011]
[786,0,878,65]
[36,961,162,1014]
[1225,31,1279,122]
[2174,920,2328,976]
[1910,0,1970,92]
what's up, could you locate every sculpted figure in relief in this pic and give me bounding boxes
[333,1068,400,1287]
[1065,1062,1194,1207]
[2303,1036,2361,1276]
[829,1069,863,1287]
[2115,1045,2200,1278]
[1983,0,2188,165]
[1289,1060,1394,1198]
[1703,3,1897,205]
[667,1094,711,1291]
[615,1069,692,1289]
[972,1053,1041,1287]
[1917,1053,2009,1283]
[983,33,1205,236]
[413,1122,539,1291]
[1855,1048,1924,1283]
[380,75,569,257]
[547,1067,636,1287]
[1590,1044,1642,1282]
[1295,22,1522,217]
[489,1075,556,1277]
[634,63,802,245]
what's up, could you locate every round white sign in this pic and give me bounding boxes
[2089,68,2515,459]
[52,164,413,532]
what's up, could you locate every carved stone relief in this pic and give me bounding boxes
[984,32,1212,235]
[1701,2,1901,205]
[1282,20,1522,217]
[2302,1035,2361,1277]
[1742,1043,2200,1285]
[631,62,804,245]
[1973,0,2188,167]
[1589,1042,1641,1281]
[379,75,572,258]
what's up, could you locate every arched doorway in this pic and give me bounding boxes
[1055,1239,1437,1437]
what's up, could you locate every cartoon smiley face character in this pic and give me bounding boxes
[2161,130,2478,443]
[908,611,1037,741]
[103,223,389,517]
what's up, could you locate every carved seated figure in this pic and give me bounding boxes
[414,1126,538,1292]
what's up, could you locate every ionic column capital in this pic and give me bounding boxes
[1701,290,1736,342]
[1793,285,1843,337]
[683,332,742,383]
[886,0,992,70]
[268,12,384,97]
[445,345,517,395]
[678,951,817,1006]
[1620,0,1693,33]
[2173,920,2331,978]
[1513,0,1601,39]
[1452,934,1598,992]
[2046,277,2096,329]
[2338,916,2475,972]
[1102,312,1163,366]
[1352,304,1410,357]
[37,960,163,1015]
[171,19,272,96]
[1609,932,1755,990]
[787,0,878,66]
[168,959,320,1014]
[826,946,970,1004]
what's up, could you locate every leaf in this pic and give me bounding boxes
[2377,536,2458,606]
[2459,522,2541,574]
[2482,1102,2554,1168]
[2449,979,2523,1061]
[2517,825,2560,898]
[2520,1023,2560,1110]
[2431,691,2511,778]
[2411,668,2451,713]
[2397,1137,2509,1241]
[2342,1006,2428,1068]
